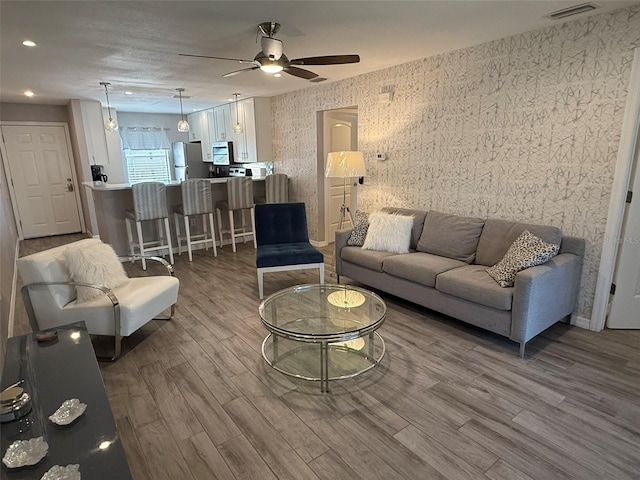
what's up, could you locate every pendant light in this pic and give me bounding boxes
[176,88,190,133]
[232,93,243,134]
[100,82,118,132]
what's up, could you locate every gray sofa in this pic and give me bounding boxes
[335,208,585,356]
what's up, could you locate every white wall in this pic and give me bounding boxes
[271,5,640,321]
[117,112,188,145]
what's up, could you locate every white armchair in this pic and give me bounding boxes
[17,239,180,360]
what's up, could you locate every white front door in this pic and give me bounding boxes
[608,131,640,328]
[2,125,81,238]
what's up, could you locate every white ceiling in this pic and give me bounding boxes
[1,1,638,114]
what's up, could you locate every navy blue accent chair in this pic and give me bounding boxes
[255,202,325,299]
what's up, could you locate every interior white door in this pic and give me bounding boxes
[608,133,640,328]
[2,125,81,238]
[327,122,354,241]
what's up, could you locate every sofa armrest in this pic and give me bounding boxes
[119,255,175,276]
[511,252,583,344]
[334,228,353,276]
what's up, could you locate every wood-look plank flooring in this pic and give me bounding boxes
[14,234,640,480]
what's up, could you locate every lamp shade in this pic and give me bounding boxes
[325,151,366,178]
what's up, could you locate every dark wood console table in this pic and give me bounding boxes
[1,322,132,479]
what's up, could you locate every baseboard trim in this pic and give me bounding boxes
[8,238,20,338]
[570,314,591,330]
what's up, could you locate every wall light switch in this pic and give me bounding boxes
[376,152,387,160]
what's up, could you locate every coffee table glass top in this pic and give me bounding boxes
[259,284,386,341]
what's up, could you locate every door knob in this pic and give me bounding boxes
[66,178,74,192]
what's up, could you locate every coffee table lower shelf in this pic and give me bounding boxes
[261,332,385,392]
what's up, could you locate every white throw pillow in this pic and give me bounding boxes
[361,211,414,254]
[486,230,560,288]
[63,239,129,303]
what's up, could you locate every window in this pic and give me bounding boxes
[123,149,172,184]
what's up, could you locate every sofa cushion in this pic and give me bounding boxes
[436,265,514,310]
[347,211,369,246]
[383,253,467,288]
[342,246,399,272]
[486,231,560,287]
[416,211,485,263]
[475,219,562,266]
[362,211,414,254]
[381,207,427,250]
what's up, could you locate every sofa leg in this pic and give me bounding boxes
[519,341,526,358]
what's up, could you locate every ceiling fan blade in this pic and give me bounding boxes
[283,66,318,80]
[222,66,260,78]
[179,53,256,64]
[290,54,360,66]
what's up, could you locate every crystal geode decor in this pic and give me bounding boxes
[2,436,49,468]
[49,399,87,426]
[41,464,81,480]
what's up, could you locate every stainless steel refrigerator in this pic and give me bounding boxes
[173,142,210,181]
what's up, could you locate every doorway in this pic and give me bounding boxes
[317,107,358,244]
[1,124,82,238]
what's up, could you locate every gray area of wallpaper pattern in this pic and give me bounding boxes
[271,6,640,319]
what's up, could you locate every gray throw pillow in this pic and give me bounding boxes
[486,230,560,287]
[416,211,485,263]
[347,211,369,246]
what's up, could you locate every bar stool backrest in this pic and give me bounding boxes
[227,177,254,210]
[265,173,289,203]
[182,179,213,216]
[132,182,168,221]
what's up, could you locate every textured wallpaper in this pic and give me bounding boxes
[271,6,640,320]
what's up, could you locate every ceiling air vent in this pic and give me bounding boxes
[547,2,598,19]
[309,77,328,83]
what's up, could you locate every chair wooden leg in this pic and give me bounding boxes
[208,213,217,257]
[164,217,174,265]
[174,213,182,256]
[136,221,146,270]
[229,210,236,253]
[257,269,264,299]
[250,207,257,249]
[216,208,224,248]
[185,215,192,262]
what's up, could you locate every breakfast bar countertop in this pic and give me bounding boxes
[82,176,265,191]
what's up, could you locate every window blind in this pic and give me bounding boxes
[124,149,171,184]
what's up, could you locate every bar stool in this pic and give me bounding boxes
[173,179,217,261]
[265,173,289,203]
[216,177,257,253]
[124,182,174,270]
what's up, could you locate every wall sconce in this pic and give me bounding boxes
[175,88,190,133]
[100,82,118,131]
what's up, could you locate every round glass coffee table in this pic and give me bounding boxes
[259,284,386,392]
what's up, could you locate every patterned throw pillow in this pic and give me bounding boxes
[347,211,369,246]
[486,230,560,288]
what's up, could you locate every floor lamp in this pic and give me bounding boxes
[325,151,366,229]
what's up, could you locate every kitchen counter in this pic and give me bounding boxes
[83,177,266,254]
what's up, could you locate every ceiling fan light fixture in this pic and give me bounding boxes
[260,63,284,74]
[100,82,118,132]
[175,88,190,133]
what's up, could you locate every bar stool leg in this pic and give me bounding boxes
[228,210,237,252]
[174,213,182,256]
[125,218,135,258]
[241,210,247,244]
[216,208,224,248]
[184,215,192,262]
[250,206,257,249]
[164,217,174,265]
[136,221,147,270]
[208,212,217,257]
[202,214,209,251]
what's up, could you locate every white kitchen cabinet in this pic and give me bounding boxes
[186,109,213,161]
[230,97,272,163]
[212,104,231,142]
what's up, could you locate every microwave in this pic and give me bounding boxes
[211,141,233,165]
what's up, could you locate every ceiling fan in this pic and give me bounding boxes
[179,21,360,80]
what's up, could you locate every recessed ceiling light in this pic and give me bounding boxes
[22,40,36,47]
[23,90,35,97]
[227,98,234,102]
[273,73,282,78]
[124,91,133,95]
